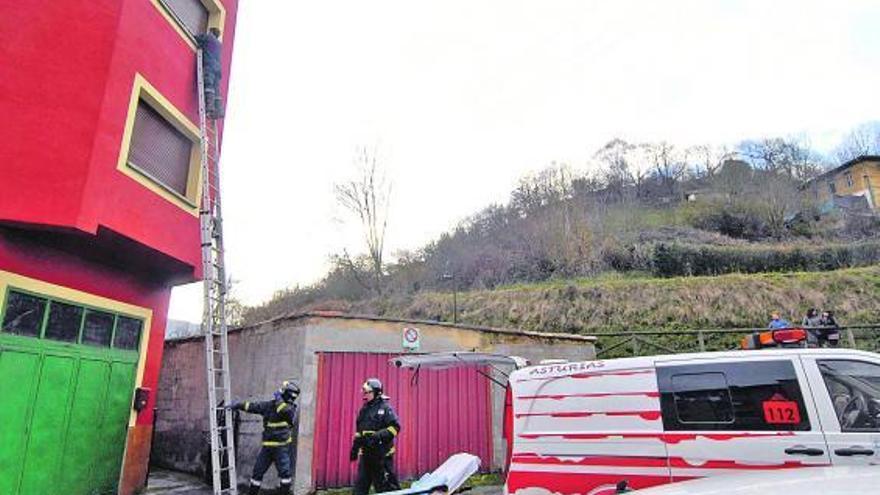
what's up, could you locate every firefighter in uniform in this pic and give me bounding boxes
[350,378,401,495]
[194,27,224,118]
[230,380,300,495]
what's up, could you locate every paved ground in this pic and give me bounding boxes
[145,469,212,494]
[145,468,503,495]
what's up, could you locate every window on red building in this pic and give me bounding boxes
[160,0,209,36]
[1,291,46,337]
[114,316,143,351]
[44,301,84,343]
[127,101,194,198]
[1,289,143,351]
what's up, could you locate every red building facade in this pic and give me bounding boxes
[0,1,237,493]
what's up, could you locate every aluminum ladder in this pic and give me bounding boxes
[197,49,239,495]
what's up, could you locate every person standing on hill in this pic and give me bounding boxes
[768,312,791,329]
[817,310,841,347]
[802,308,822,327]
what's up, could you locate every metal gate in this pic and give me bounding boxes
[312,352,494,488]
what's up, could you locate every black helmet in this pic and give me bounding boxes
[280,380,300,402]
[362,378,383,396]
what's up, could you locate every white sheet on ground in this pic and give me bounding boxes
[382,453,481,495]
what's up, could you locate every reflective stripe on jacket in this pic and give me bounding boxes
[239,398,298,446]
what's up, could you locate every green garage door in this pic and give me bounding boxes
[0,288,142,495]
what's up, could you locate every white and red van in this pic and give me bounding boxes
[506,347,880,495]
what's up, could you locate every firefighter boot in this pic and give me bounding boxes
[212,96,225,119]
[247,481,261,495]
[203,88,216,118]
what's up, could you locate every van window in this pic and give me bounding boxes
[818,360,880,432]
[671,372,734,424]
[658,360,810,431]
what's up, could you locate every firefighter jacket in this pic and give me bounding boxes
[234,398,297,447]
[352,396,401,458]
[194,33,222,72]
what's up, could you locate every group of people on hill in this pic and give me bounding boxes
[768,308,840,347]
[768,309,839,329]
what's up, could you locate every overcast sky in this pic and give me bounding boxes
[168,0,880,322]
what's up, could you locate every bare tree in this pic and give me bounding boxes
[737,137,822,181]
[834,121,880,163]
[224,277,245,326]
[510,163,576,216]
[594,138,646,201]
[643,141,687,198]
[687,144,735,178]
[334,146,392,295]
[712,159,754,203]
[753,173,801,238]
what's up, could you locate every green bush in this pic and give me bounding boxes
[652,241,880,277]
[690,206,769,240]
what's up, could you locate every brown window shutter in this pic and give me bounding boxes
[127,101,193,197]
[163,0,210,36]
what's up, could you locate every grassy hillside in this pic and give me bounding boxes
[350,266,880,335]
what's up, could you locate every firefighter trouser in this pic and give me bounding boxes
[200,68,223,116]
[353,454,399,495]
[248,445,292,494]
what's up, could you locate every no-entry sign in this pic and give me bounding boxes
[402,326,420,350]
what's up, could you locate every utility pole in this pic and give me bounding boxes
[441,264,458,324]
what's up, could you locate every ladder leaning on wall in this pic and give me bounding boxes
[196,48,239,495]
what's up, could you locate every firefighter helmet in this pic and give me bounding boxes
[280,380,300,402]
[362,378,383,396]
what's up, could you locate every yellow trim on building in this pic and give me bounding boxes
[0,270,153,429]
[116,74,202,217]
[149,0,228,50]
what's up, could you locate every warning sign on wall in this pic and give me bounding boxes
[402,326,420,350]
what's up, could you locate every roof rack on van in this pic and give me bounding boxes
[741,328,808,349]
[741,325,844,350]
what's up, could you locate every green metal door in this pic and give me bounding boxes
[59,359,112,491]
[92,361,138,493]
[0,344,138,495]
[0,349,40,494]
[18,354,78,493]
[0,289,143,495]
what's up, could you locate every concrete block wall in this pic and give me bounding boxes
[153,335,209,474]
[227,321,308,487]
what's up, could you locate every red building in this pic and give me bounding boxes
[0,1,237,493]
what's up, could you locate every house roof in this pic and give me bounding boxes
[167,311,598,344]
[808,155,880,184]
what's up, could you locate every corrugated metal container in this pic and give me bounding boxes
[313,352,493,488]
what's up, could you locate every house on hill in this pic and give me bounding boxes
[803,155,880,213]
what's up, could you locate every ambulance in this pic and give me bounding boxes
[394,329,880,495]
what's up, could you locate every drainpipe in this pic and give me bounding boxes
[146,407,157,487]
[864,174,876,210]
